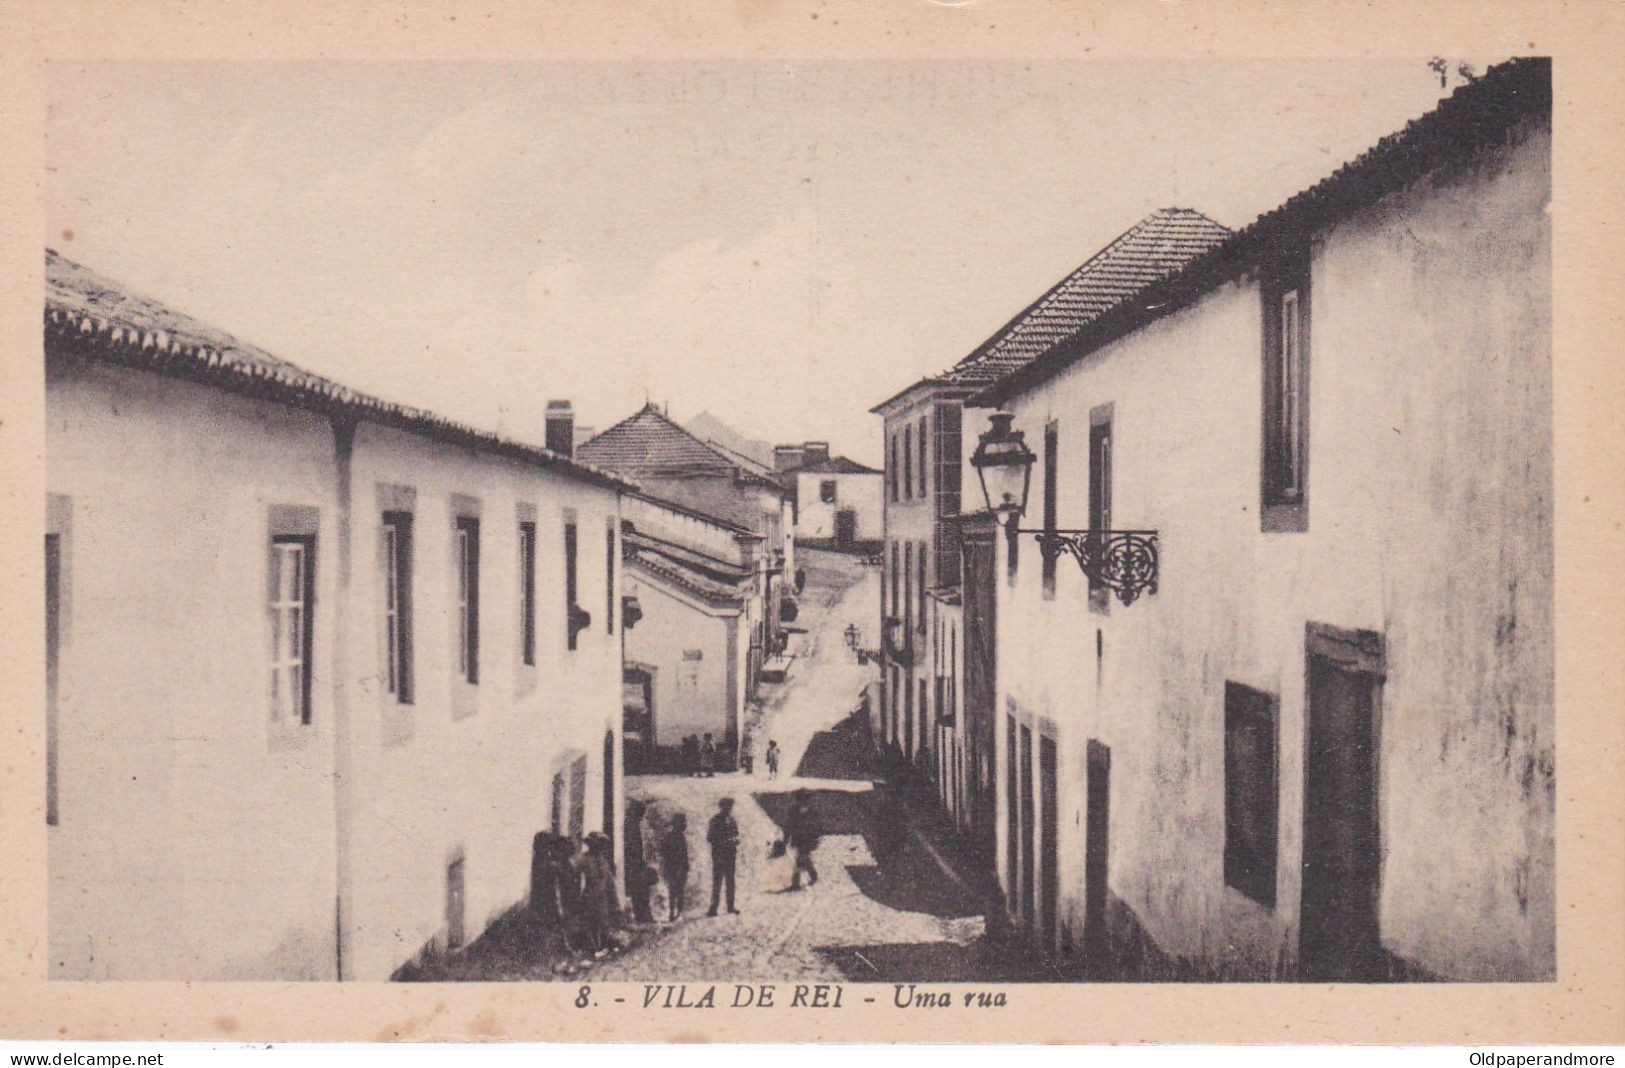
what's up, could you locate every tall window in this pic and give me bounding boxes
[889,540,899,619]
[564,518,582,651]
[902,429,913,499]
[820,479,837,504]
[1088,412,1113,608]
[519,521,537,666]
[605,524,617,634]
[270,535,315,725]
[889,434,899,502]
[917,540,927,631]
[918,415,929,497]
[903,542,913,637]
[383,512,414,702]
[1224,681,1279,907]
[1262,254,1310,530]
[456,516,480,684]
[1042,420,1059,597]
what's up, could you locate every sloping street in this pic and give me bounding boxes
[592,549,1044,982]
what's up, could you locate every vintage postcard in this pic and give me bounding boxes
[0,0,1621,1048]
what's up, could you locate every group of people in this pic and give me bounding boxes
[623,797,750,922]
[527,830,624,960]
[679,733,720,777]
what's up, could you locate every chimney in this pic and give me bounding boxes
[545,400,575,458]
[774,444,805,472]
[802,441,830,466]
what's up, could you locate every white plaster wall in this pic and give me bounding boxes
[625,496,748,565]
[344,421,623,980]
[795,472,883,541]
[986,122,1552,980]
[46,359,625,981]
[620,571,736,748]
[47,360,340,980]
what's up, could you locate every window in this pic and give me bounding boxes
[918,416,929,497]
[519,521,537,666]
[1088,410,1113,610]
[903,542,913,637]
[890,541,900,619]
[564,518,588,651]
[606,524,617,634]
[1042,420,1059,597]
[820,479,837,504]
[1224,681,1278,907]
[383,512,414,702]
[889,434,899,502]
[917,540,927,630]
[902,428,913,499]
[270,535,315,725]
[456,516,480,684]
[1262,252,1310,530]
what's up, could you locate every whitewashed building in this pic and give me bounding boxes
[44,252,631,980]
[964,59,1553,980]
[774,442,883,552]
[619,492,758,771]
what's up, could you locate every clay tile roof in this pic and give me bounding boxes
[944,207,1233,385]
[579,404,740,474]
[627,549,748,608]
[788,455,882,476]
[43,249,636,492]
[976,56,1552,407]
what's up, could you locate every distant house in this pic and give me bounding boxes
[619,492,758,772]
[580,403,794,691]
[774,442,882,552]
[44,251,631,980]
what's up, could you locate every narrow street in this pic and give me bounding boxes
[594,549,1043,982]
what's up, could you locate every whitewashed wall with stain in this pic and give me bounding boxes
[983,118,1552,980]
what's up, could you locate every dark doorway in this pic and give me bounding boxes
[904,670,915,758]
[1084,739,1111,958]
[45,533,60,828]
[1019,724,1035,936]
[622,666,654,771]
[834,508,857,549]
[1005,714,1018,912]
[1301,627,1385,981]
[962,521,997,864]
[1039,734,1059,954]
[602,730,616,852]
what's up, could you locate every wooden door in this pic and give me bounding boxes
[1301,644,1384,980]
[445,856,466,950]
[834,508,857,548]
[963,521,997,863]
[1020,724,1035,935]
[1039,734,1059,953]
[1084,740,1111,958]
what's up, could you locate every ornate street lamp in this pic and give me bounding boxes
[969,412,1036,529]
[969,410,1160,606]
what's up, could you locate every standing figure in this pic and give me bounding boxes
[787,791,820,890]
[624,800,655,924]
[660,813,691,922]
[581,833,620,956]
[765,740,781,780]
[700,733,717,778]
[706,798,741,916]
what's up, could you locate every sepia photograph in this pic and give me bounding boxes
[3,0,1621,1050]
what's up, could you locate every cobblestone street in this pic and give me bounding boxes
[592,550,1051,983]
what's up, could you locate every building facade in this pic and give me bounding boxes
[619,492,757,771]
[967,60,1553,980]
[774,442,883,552]
[580,405,794,694]
[44,251,630,980]
[870,207,1233,860]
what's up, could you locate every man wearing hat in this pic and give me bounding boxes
[706,797,742,916]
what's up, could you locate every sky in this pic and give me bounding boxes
[46,58,1479,466]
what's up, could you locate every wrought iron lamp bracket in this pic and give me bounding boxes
[1024,529,1160,606]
